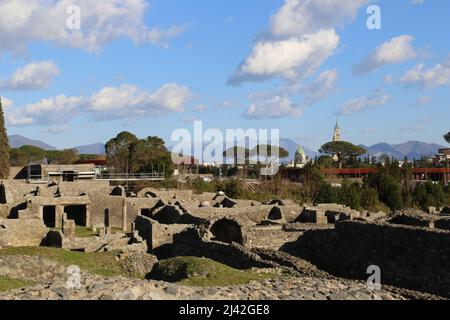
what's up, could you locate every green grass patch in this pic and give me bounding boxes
[0,276,35,292]
[75,226,99,238]
[148,256,277,287]
[0,247,132,278]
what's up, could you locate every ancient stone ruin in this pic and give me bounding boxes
[1,175,450,300]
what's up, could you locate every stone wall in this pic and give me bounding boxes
[172,227,275,270]
[0,219,48,247]
[183,205,302,224]
[58,181,111,197]
[89,195,124,230]
[284,221,450,297]
[134,215,189,251]
[246,225,303,250]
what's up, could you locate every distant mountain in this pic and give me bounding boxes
[8,135,56,150]
[279,138,318,161]
[361,141,445,160]
[8,135,105,155]
[74,143,105,155]
[393,141,445,160]
[360,143,405,160]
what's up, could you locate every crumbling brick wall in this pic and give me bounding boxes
[285,221,450,297]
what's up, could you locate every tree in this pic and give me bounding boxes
[0,98,10,179]
[223,146,250,167]
[361,187,379,210]
[132,136,174,177]
[10,145,47,167]
[252,144,289,172]
[106,133,174,177]
[105,132,138,173]
[47,149,79,165]
[377,174,404,211]
[320,141,367,168]
[301,163,326,203]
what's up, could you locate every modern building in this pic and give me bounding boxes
[431,148,450,165]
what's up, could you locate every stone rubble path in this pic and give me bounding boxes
[0,272,407,301]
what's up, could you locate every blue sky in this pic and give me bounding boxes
[0,0,449,151]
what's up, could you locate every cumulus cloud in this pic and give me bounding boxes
[5,83,194,126]
[241,70,338,120]
[301,70,338,105]
[338,92,391,115]
[0,61,59,91]
[354,35,417,75]
[7,95,84,126]
[243,96,301,120]
[270,0,369,37]
[400,63,450,89]
[0,0,185,55]
[228,30,339,84]
[228,0,371,85]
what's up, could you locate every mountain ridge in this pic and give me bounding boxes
[7,135,447,160]
[8,135,106,155]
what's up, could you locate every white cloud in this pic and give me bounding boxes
[1,97,14,108]
[270,0,369,37]
[5,83,194,126]
[0,61,59,91]
[0,0,185,55]
[228,30,339,84]
[354,35,417,75]
[301,70,338,104]
[88,83,193,119]
[243,96,301,120]
[228,0,371,85]
[5,95,82,126]
[400,63,450,89]
[338,92,391,115]
[241,70,338,120]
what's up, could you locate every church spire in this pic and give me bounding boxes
[333,119,341,142]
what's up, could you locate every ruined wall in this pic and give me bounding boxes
[172,227,275,270]
[183,205,302,224]
[246,226,303,250]
[285,221,450,297]
[2,181,42,203]
[137,188,193,201]
[0,219,48,247]
[58,181,111,197]
[89,195,124,229]
[134,215,189,251]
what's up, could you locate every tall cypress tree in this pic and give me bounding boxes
[0,98,11,179]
